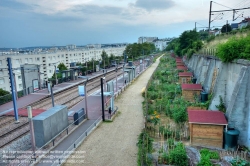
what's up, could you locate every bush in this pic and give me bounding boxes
[216,35,250,62]
[168,143,188,166]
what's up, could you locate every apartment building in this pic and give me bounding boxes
[0,45,126,92]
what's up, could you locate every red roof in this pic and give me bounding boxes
[179,72,193,77]
[188,110,228,125]
[177,62,184,65]
[181,84,202,90]
[176,59,183,63]
[177,66,188,70]
[6,108,46,117]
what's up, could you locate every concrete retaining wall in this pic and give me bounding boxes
[185,55,250,147]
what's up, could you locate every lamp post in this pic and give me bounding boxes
[78,76,89,119]
[115,66,118,92]
[47,81,55,107]
[27,106,36,158]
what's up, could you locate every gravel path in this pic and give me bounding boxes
[64,56,162,166]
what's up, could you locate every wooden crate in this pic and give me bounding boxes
[182,89,201,102]
[190,124,224,148]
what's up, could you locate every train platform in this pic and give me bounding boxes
[0,66,121,116]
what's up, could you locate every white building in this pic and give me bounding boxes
[138,37,158,44]
[0,45,126,92]
[154,39,169,51]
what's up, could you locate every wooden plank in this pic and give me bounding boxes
[192,138,223,148]
[192,124,223,139]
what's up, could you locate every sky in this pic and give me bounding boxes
[0,0,249,48]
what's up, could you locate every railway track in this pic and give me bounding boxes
[0,118,29,148]
[29,68,122,110]
[0,68,124,148]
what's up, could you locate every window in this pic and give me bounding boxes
[16,59,20,64]
[62,54,64,58]
[58,55,60,58]
[18,75,22,80]
[49,70,52,73]
[25,58,28,63]
[36,57,40,61]
[0,78,4,84]
[182,78,187,83]
[53,56,56,60]
[0,60,2,65]
[29,58,33,63]
[19,84,23,89]
[0,71,3,75]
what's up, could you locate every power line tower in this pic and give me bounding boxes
[208,1,250,31]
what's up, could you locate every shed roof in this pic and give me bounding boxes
[177,66,188,70]
[181,84,202,90]
[188,110,228,125]
[179,72,193,77]
[176,59,183,62]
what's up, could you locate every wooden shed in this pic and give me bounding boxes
[181,84,202,102]
[177,62,185,66]
[179,72,193,84]
[177,65,188,72]
[176,59,182,63]
[188,110,228,148]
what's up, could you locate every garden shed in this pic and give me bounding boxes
[176,59,183,63]
[178,72,193,84]
[181,84,202,102]
[177,62,184,66]
[177,65,188,71]
[188,110,228,148]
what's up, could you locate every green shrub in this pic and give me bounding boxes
[168,143,188,166]
[216,35,250,62]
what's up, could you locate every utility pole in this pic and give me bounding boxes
[7,57,19,122]
[208,1,213,32]
[226,20,228,33]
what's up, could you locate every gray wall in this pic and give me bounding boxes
[185,55,250,148]
[33,105,68,147]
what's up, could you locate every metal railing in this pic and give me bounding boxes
[51,116,102,166]
[15,112,88,166]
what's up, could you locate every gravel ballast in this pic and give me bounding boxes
[64,56,162,166]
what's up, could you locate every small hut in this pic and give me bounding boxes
[179,72,193,84]
[188,110,228,148]
[181,84,202,102]
[177,65,188,72]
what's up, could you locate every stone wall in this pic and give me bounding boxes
[184,54,250,147]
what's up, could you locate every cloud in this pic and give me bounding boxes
[133,0,175,11]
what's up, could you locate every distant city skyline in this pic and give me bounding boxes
[0,0,248,48]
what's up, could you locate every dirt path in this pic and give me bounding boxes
[64,56,162,166]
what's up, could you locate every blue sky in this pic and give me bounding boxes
[0,0,249,48]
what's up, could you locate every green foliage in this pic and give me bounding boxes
[137,132,154,166]
[206,35,215,43]
[125,43,156,61]
[198,148,220,166]
[168,143,188,166]
[197,155,213,166]
[221,24,232,33]
[0,88,10,96]
[230,158,250,166]
[215,95,226,113]
[216,35,250,62]
[57,63,68,71]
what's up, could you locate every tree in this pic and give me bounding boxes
[0,88,10,96]
[100,50,109,68]
[221,24,232,33]
[57,63,68,71]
